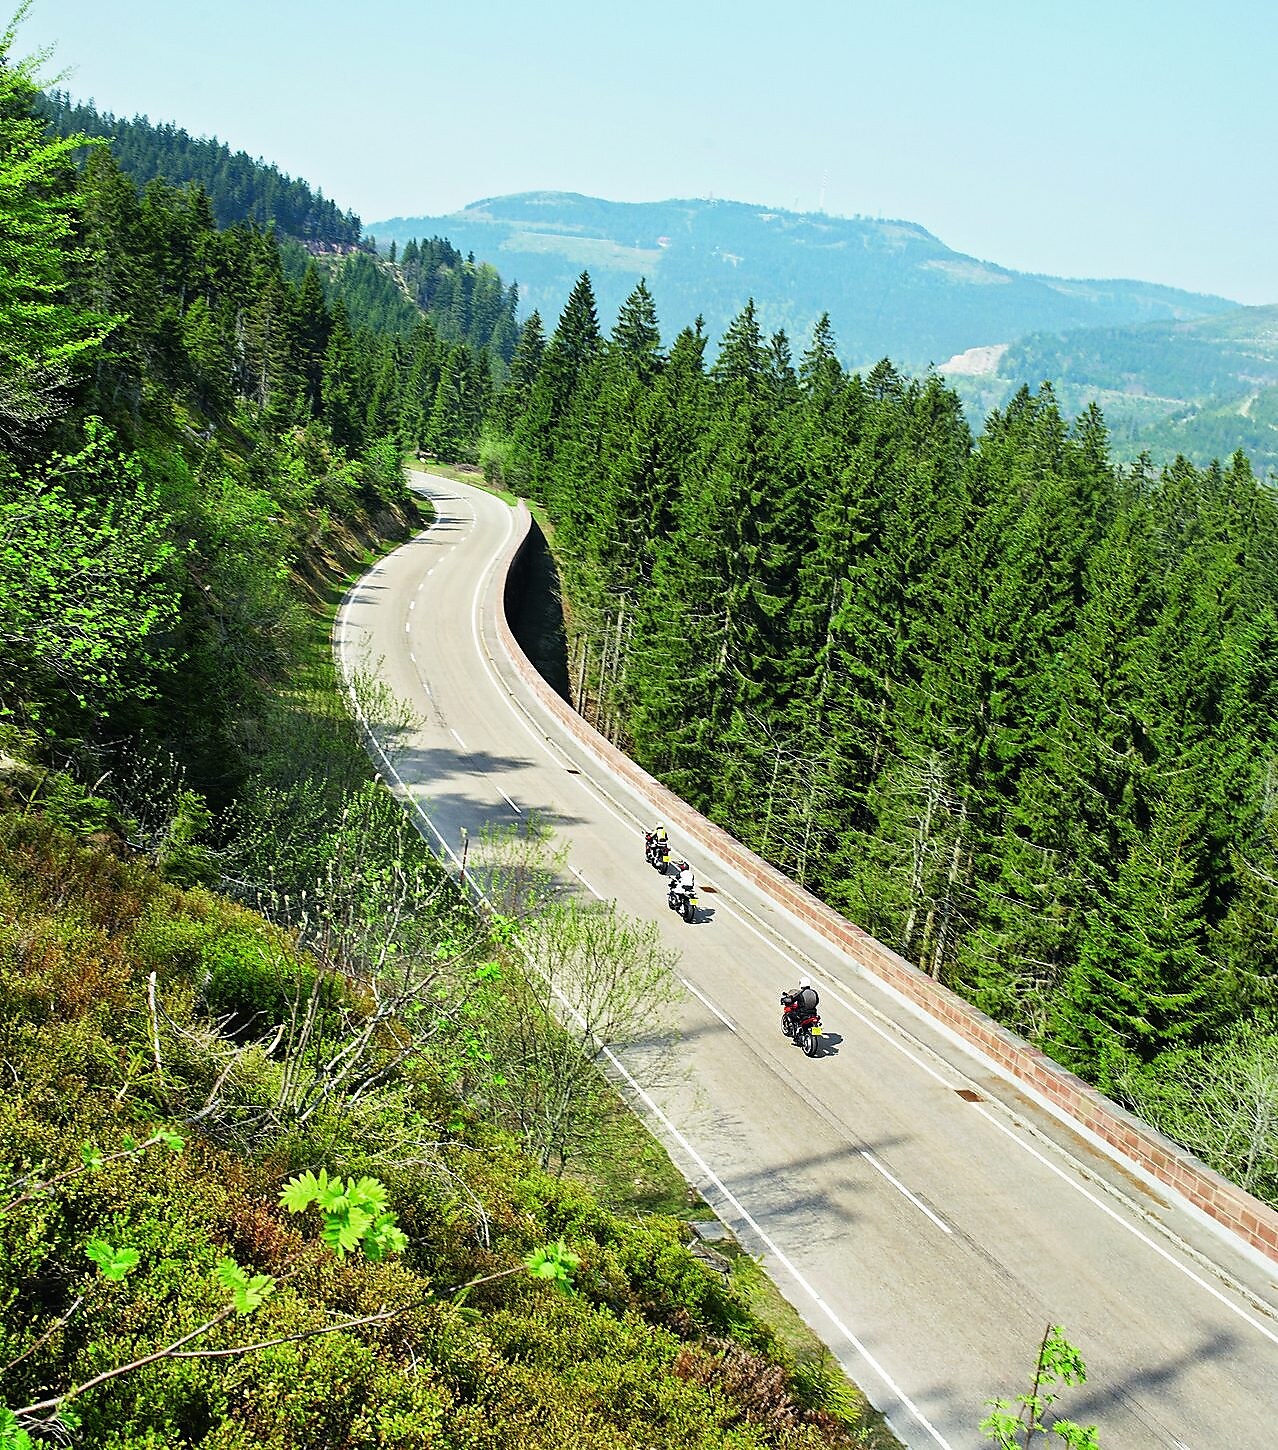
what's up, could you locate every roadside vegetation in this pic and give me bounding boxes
[0,797,889,1447]
[0,15,887,1444]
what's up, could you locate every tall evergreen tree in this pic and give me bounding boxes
[1048,774,1224,1088]
[512,272,601,502]
[0,33,109,451]
[610,278,664,383]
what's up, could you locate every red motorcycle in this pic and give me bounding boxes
[781,994,822,1057]
[644,831,670,872]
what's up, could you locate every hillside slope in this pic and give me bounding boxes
[943,302,1278,469]
[370,191,1236,367]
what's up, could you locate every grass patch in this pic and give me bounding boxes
[724,1245,903,1448]
[569,1090,712,1220]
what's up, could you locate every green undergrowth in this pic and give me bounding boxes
[723,1250,898,1450]
[570,1101,708,1220]
[0,812,885,1448]
[0,491,888,1445]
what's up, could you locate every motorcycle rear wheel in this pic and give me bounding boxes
[800,1029,820,1057]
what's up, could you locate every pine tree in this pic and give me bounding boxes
[182,294,232,416]
[499,309,545,432]
[0,26,111,451]
[1048,774,1224,1088]
[73,144,146,416]
[321,300,360,448]
[609,279,664,383]
[512,273,601,501]
[288,263,331,414]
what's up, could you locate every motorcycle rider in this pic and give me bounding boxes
[645,822,670,867]
[782,976,819,1025]
[664,859,696,919]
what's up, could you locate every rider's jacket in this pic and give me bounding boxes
[789,985,819,1016]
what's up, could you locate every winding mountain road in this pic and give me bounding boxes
[335,472,1278,1449]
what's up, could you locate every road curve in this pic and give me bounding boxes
[335,472,1278,1450]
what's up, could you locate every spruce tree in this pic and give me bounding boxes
[1048,776,1224,1088]
[609,279,664,383]
[0,30,110,451]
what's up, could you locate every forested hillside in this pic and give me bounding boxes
[3,127,493,795]
[2,28,886,1447]
[42,92,521,370]
[392,236,521,364]
[370,191,1236,373]
[40,89,362,246]
[488,273,1278,1206]
[945,304,1278,473]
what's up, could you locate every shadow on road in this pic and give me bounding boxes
[909,1322,1245,1450]
[341,581,389,608]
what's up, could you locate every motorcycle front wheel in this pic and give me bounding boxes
[781,1013,794,1037]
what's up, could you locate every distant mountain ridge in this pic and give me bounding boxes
[370,191,1236,368]
[943,303,1278,472]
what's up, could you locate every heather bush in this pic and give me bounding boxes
[0,814,881,1447]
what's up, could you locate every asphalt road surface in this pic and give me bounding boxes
[335,471,1278,1449]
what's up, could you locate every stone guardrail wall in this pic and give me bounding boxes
[493,499,1278,1266]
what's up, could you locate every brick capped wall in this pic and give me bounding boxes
[494,502,1278,1265]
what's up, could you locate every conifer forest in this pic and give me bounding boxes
[493,275,1278,1200]
[3,7,1278,1442]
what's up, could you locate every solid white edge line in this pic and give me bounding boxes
[344,490,953,1446]
[569,864,603,900]
[678,976,737,1033]
[860,1151,952,1235]
[597,1037,953,1447]
[456,489,956,1445]
[973,1104,1278,1350]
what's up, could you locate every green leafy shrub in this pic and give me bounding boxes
[198,930,316,1033]
[0,811,873,1449]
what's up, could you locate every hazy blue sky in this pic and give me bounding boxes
[18,0,1277,303]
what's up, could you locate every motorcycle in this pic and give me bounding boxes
[644,832,671,872]
[667,881,698,923]
[780,994,822,1057]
